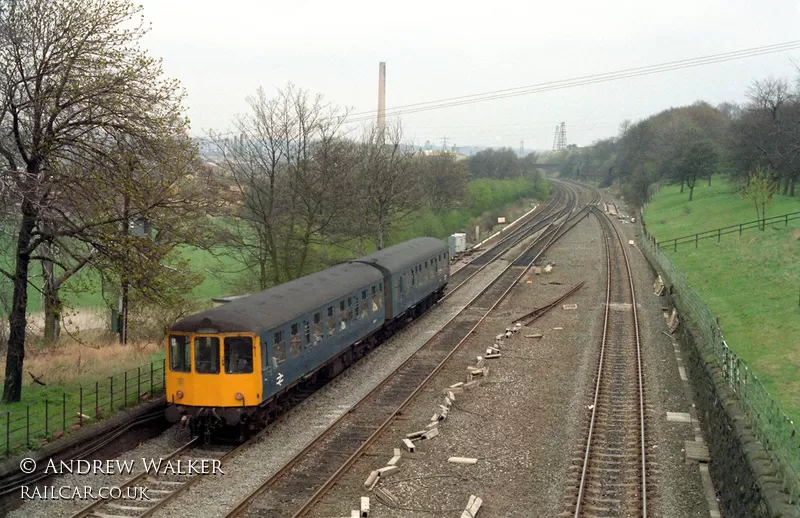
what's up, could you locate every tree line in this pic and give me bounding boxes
[559,72,800,210]
[0,0,549,403]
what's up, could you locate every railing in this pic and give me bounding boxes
[638,220,800,507]
[656,210,800,252]
[1,357,166,458]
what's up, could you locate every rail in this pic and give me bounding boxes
[655,210,800,252]
[639,218,800,509]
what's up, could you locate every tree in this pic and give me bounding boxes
[0,0,189,402]
[742,167,778,230]
[678,141,717,201]
[417,153,468,213]
[355,121,421,250]
[215,85,354,289]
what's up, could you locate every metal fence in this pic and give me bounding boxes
[1,357,166,458]
[638,220,800,506]
[657,210,800,252]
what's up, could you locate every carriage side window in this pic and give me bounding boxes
[326,306,335,336]
[303,320,310,345]
[290,323,301,358]
[169,335,191,373]
[194,336,220,374]
[272,331,286,369]
[313,312,322,344]
[411,269,415,286]
[354,297,360,319]
[434,258,439,273]
[361,290,368,318]
[224,336,253,374]
[340,300,347,330]
[345,298,353,325]
[371,286,380,311]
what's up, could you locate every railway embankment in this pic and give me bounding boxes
[638,215,800,518]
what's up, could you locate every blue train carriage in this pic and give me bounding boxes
[165,261,385,429]
[357,237,450,321]
[163,237,450,435]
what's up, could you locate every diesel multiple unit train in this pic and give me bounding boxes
[165,237,450,437]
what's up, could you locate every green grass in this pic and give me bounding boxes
[644,176,800,423]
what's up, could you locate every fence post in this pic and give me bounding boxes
[26,405,29,448]
[674,240,677,253]
[124,371,128,408]
[95,381,99,418]
[718,229,721,242]
[62,392,66,432]
[45,399,48,436]
[150,362,154,395]
[110,376,114,412]
[79,386,83,428]
[5,412,9,455]
[695,233,698,248]
[739,223,742,235]
[787,214,789,227]
[137,367,141,402]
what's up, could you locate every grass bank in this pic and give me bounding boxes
[644,176,800,423]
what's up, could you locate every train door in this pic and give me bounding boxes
[383,278,393,319]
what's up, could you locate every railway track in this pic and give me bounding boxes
[71,438,235,518]
[564,205,649,517]
[221,185,583,518]
[59,183,574,518]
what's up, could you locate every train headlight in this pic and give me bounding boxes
[235,392,244,401]
[176,390,184,399]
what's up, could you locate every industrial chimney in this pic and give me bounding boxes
[378,62,386,134]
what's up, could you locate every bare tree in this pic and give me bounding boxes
[355,121,422,250]
[215,84,354,289]
[0,0,190,402]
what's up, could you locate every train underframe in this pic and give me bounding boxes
[167,287,446,444]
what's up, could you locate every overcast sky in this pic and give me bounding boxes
[137,0,800,151]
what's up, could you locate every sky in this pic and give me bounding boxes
[137,0,800,151]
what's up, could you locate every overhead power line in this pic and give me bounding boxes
[342,40,800,124]
[202,40,800,138]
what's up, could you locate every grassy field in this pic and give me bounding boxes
[644,176,800,423]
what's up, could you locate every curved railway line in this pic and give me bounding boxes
[61,181,581,518]
[565,204,649,518]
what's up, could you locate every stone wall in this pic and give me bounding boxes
[678,315,798,517]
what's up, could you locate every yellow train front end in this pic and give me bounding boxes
[165,331,262,431]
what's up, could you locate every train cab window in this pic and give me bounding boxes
[194,336,220,374]
[272,331,286,369]
[313,313,322,344]
[224,337,253,374]
[169,335,191,373]
[326,306,335,336]
[290,323,301,358]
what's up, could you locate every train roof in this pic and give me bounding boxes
[169,261,383,335]
[357,237,447,274]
